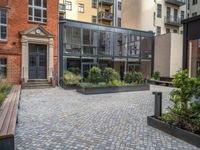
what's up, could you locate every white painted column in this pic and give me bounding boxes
[21,37,29,82]
[48,38,54,80]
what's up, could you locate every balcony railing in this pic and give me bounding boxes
[165,0,186,6]
[98,11,113,21]
[99,0,113,6]
[164,16,182,27]
[59,4,66,13]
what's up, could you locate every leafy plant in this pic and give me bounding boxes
[67,67,80,75]
[152,71,160,80]
[197,68,200,80]
[162,70,200,134]
[102,67,120,84]
[124,72,144,84]
[0,78,11,106]
[63,71,81,85]
[87,67,102,84]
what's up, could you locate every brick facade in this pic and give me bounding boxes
[0,0,58,84]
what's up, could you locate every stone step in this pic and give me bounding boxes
[27,79,49,83]
[23,80,53,89]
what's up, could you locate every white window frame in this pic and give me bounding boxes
[78,4,84,13]
[65,1,72,11]
[0,9,7,41]
[28,0,47,23]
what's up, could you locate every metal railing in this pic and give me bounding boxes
[99,0,113,5]
[59,4,66,12]
[98,11,113,21]
[165,15,182,27]
[165,0,186,6]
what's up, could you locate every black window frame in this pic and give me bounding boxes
[118,2,122,11]
[156,26,161,35]
[157,4,162,18]
[92,16,97,24]
[192,0,197,5]
[118,17,121,27]
[92,0,97,9]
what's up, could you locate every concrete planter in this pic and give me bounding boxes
[147,116,200,148]
[77,84,150,95]
[60,80,79,90]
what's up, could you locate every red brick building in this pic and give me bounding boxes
[0,0,58,84]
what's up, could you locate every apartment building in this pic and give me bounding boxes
[0,0,58,84]
[122,0,187,35]
[187,0,200,18]
[59,0,121,27]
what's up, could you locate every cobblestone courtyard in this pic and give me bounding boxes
[15,85,200,150]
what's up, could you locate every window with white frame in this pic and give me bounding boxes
[78,4,84,13]
[66,1,72,10]
[0,9,7,40]
[28,0,47,23]
[0,58,7,78]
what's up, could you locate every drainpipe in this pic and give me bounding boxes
[57,0,61,87]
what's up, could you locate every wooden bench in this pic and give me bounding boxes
[148,80,173,87]
[154,80,173,86]
[0,85,21,150]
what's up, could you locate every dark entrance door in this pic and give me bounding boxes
[29,44,47,79]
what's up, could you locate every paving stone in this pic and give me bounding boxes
[15,85,200,150]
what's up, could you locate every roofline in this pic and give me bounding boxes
[181,15,200,24]
[59,18,155,35]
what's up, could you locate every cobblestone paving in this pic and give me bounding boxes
[15,85,200,150]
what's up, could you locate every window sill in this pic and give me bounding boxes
[0,40,8,43]
[28,21,47,25]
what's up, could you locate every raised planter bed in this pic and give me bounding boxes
[147,116,200,148]
[77,84,150,95]
[60,80,79,90]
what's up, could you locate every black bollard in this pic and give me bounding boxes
[152,92,162,117]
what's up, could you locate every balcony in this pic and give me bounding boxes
[99,0,113,6]
[59,4,66,14]
[98,11,113,21]
[165,0,186,6]
[164,16,182,27]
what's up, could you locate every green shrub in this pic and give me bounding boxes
[0,92,7,105]
[87,67,102,84]
[67,67,80,75]
[124,72,144,84]
[162,70,200,133]
[0,78,11,106]
[152,71,160,80]
[102,67,120,84]
[197,68,200,80]
[63,71,81,85]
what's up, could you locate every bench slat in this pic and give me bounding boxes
[0,86,16,133]
[0,86,18,136]
[8,85,21,135]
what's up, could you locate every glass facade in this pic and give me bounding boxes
[59,19,154,80]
